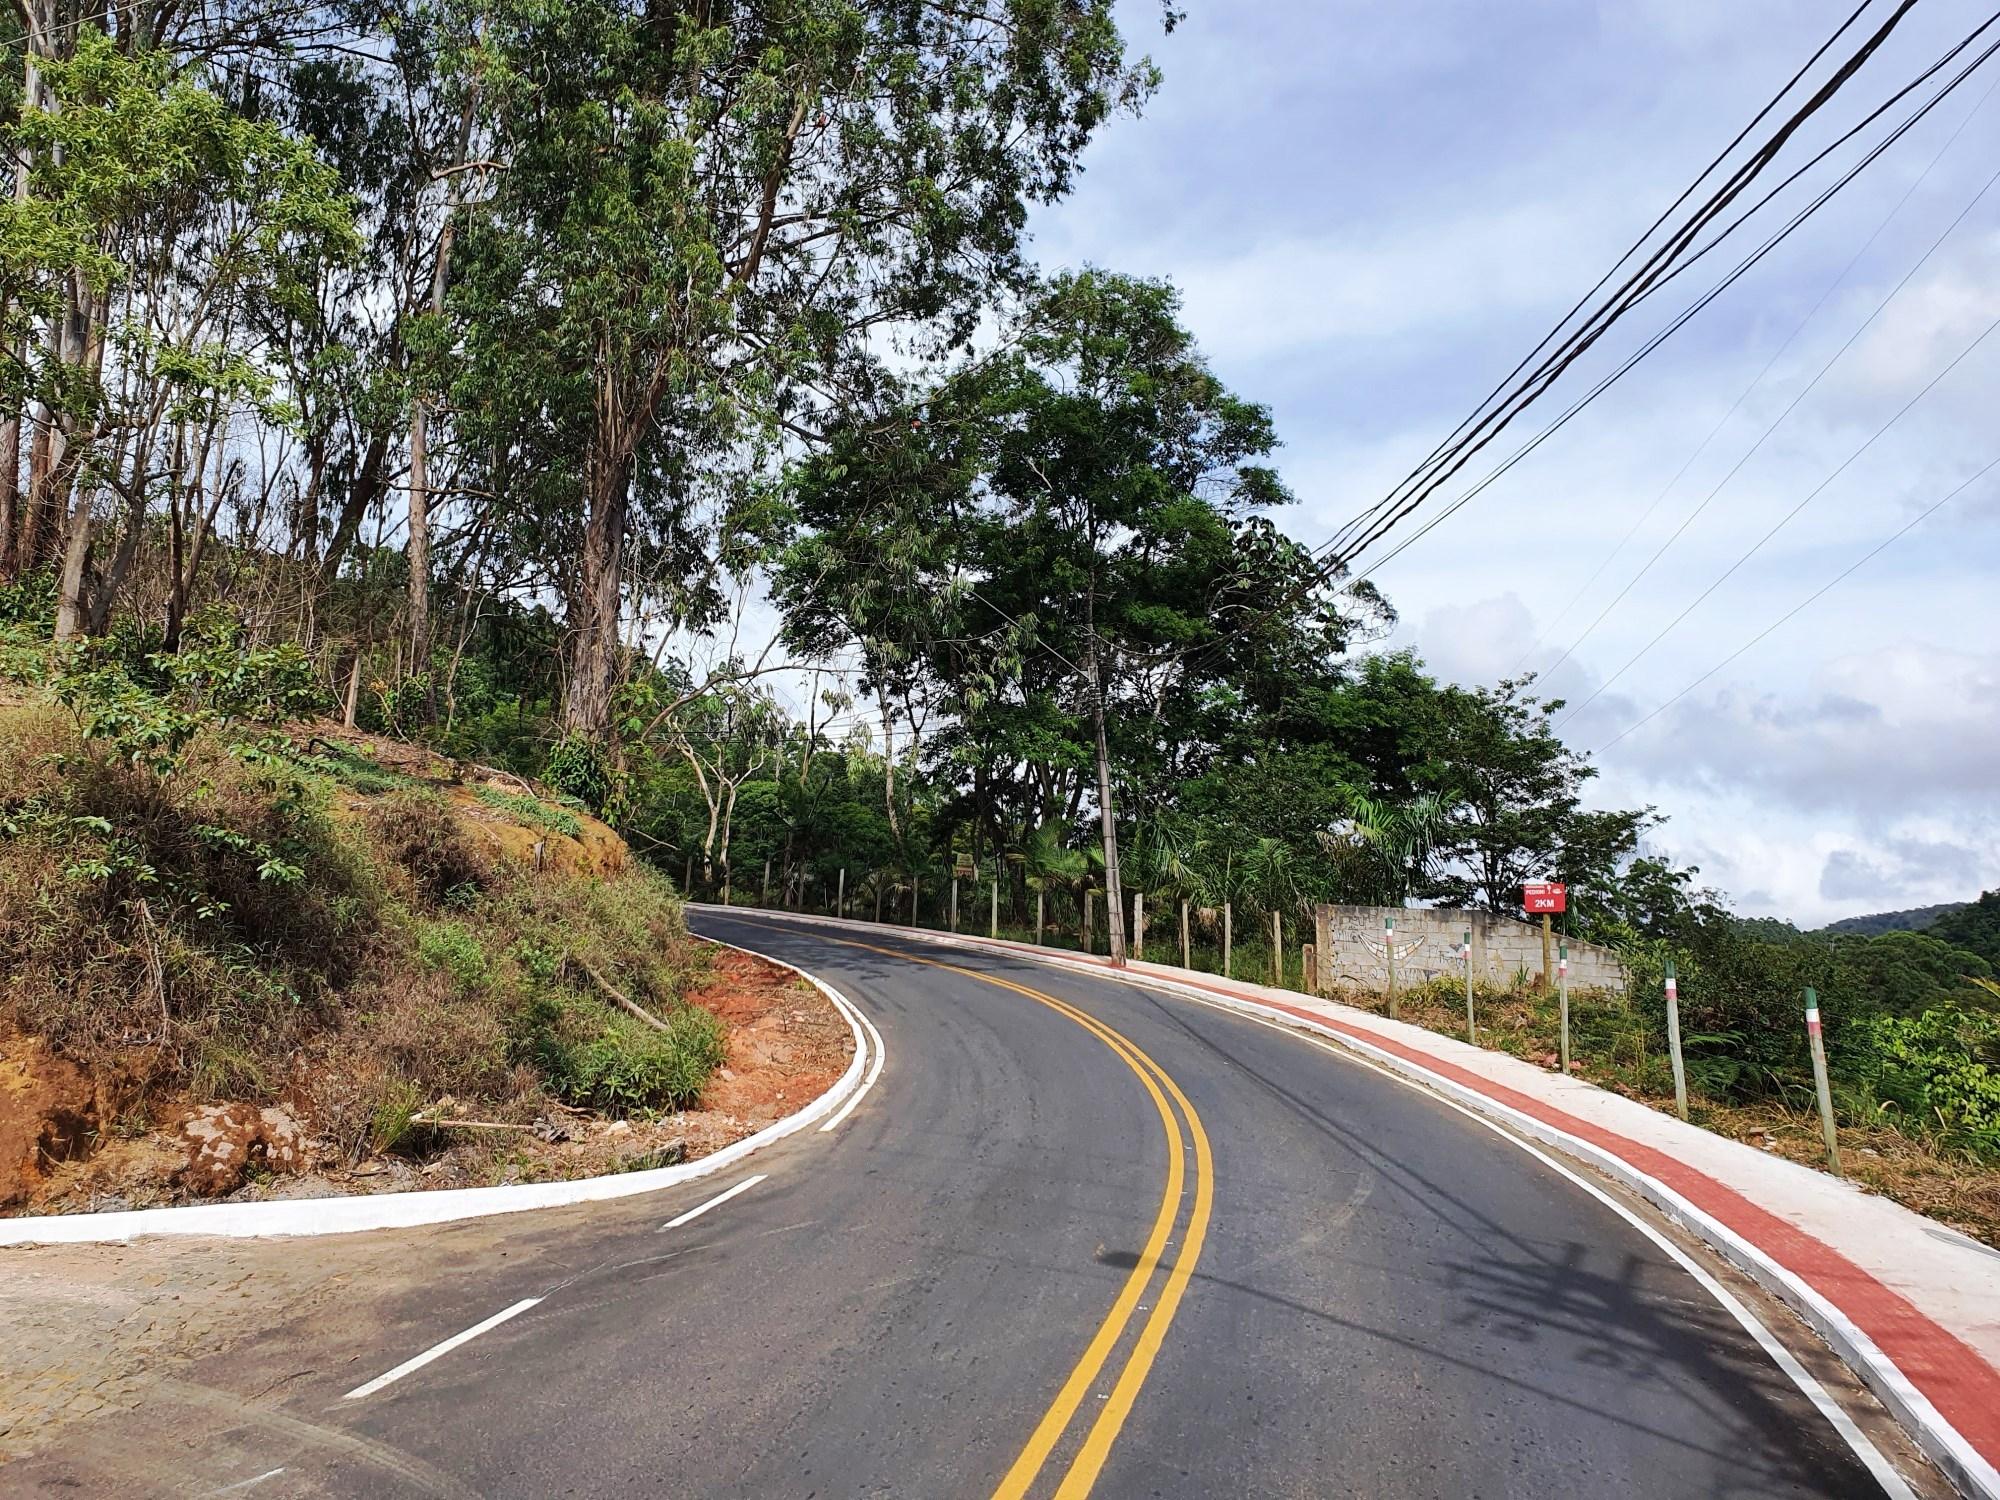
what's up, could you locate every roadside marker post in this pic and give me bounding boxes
[1385,913,1398,1019]
[1180,898,1191,970]
[1134,891,1145,961]
[1806,987,1844,1177]
[1035,889,1045,945]
[761,859,770,904]
[1271,909,1283,987]
[990,869,999,939]
[1222,901,1232,979]
[1463,927,1475,1044]
[912,875,921,927]
[1665,958,1689,1121]
[1558,943,1571,1075]
[837,867,844,918]
[950,877,959,933]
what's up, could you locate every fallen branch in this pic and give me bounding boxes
[407,1113,537,1133]
[572,953,671,1032]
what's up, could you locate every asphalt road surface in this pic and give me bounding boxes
[0,909,1924,1498]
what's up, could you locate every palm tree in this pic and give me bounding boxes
[1319,791,1449,907]
[1022,823,1087,944]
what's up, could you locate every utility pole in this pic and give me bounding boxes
[1085,599,1126,966]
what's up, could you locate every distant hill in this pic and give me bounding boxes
[1926,891,2000,969]
[1818,902,1969,937]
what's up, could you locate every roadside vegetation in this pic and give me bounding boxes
[0,607,737,1209]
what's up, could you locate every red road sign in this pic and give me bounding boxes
[1523,881,1567,914]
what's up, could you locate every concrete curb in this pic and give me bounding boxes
[699,905,1999,1500]
[0,937,872,1247]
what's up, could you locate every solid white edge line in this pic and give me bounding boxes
[342,1297,542,1401]
[698,906,1985,1500]
[1156,991,1915,1499]
[661,1173,767,1230]
[693,921,886,1134]
[0,935,874,1245]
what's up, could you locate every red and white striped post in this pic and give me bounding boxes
[1806,986,1844,1177]
[1664,958,1689,1120]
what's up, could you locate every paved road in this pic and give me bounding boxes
[0,910,1915,1497]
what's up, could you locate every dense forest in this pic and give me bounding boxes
[0,0,1994,1186]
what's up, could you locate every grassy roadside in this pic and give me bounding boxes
[1357,976,2000,1248]
[0,694,736,1210]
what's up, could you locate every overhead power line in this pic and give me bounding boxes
[1530,141,2000,686]
[1553,311,2000,733]
[1166,0,1966,682]
[1591,453,2000,755]
[1512,64,2000,676]
[1314,0,1894,567]
[1339,16,2000,585]
[1319,0,1929,572]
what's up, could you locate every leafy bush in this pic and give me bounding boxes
[415,919,490,992]
[49,609,318,777]
[524,1003,725,1113]
[1868,1007,2000,1158]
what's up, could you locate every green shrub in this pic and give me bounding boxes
[415,919,489,992]
[530,1005,725,1114]
[1868,1007,2000,1158]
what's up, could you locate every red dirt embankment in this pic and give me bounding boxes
[2,943,850,1214]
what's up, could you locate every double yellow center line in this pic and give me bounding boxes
[819,936,1214,1499]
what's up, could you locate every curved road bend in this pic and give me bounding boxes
[1,908,1919,1498]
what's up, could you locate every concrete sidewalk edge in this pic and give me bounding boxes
[702,905,1999,1500]
[0,936,872,1247]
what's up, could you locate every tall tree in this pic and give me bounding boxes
[447,0,1161,742]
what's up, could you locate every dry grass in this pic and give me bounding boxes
[0,697,723,1186]
[1333,973,2000,1247]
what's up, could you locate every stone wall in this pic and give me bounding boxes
[1310,904,1628,995]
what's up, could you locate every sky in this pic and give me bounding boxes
[1005,0,2000,927]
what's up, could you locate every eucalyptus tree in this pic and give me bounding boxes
[444,0,1163,743]
[0,32,357,639]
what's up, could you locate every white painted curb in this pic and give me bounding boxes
[0,937,873,1247]
[697,905,1999,1500]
